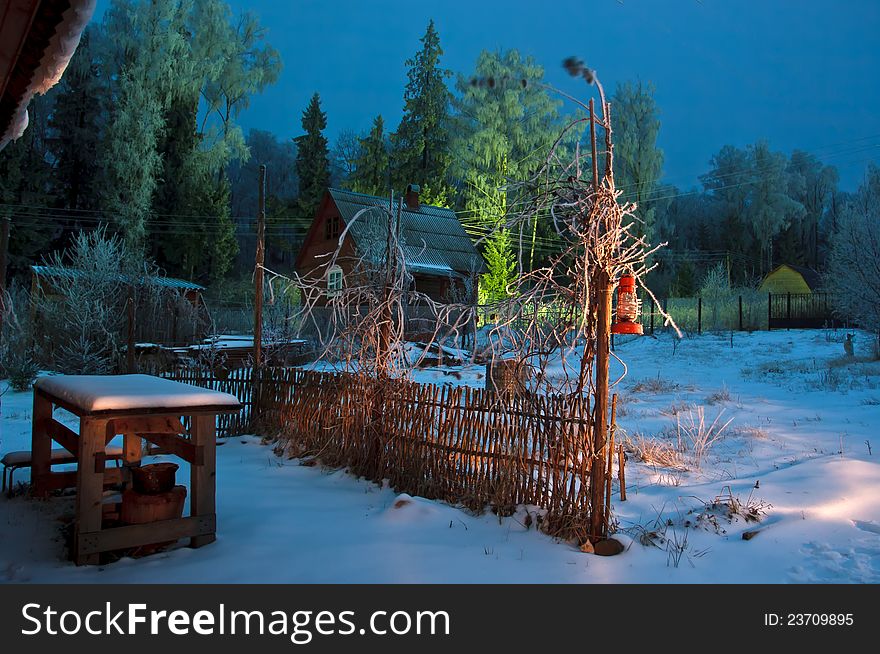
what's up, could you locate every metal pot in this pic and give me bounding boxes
[131,463,179,495]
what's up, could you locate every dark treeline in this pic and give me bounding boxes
[0,0,875,305]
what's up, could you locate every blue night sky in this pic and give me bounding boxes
[93,0,880,191]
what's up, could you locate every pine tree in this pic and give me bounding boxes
[351,115,389,196]
[294,93,330,224]
[391,20,452,191]
[48,28,104,214]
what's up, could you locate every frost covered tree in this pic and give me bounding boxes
[780,150,839,269]
[826,164,880,336]
[100,0,190,250]
[746,141,804,275]
[451,49,566,272]
[612,80,663,240]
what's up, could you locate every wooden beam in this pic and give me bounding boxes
[77,514,215,556]
[45,418,78,454]
[74,418,109,565]
[190,414,216,548]
[139,432,202,465]
[111,415,184,436]
[30,390,53,497]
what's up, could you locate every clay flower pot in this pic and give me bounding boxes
[131,462,179,495]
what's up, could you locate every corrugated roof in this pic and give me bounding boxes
[328,188,486,276]
[32,265,205,291]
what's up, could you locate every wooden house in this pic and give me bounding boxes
[295,185,486,306]
[759,264,822,295]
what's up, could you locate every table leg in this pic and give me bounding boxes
[190,414,216,547]
[31,391,53,497]
[74,417,108,565]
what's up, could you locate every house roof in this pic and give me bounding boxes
[1,0,95,149]
[32,265,205,291]
[327,188,486,276]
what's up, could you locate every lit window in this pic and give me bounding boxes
[327,266,343,296]
[325,215,341,240]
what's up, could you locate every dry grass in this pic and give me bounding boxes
[623,433,688,470]
[631,375,680,394]
[624,406,733,472]
[705,384,731,405]
[660,400,695,417]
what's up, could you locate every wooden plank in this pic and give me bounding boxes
[73,418,109,565]
[77,515,216,555]
[111,416,185,436]
[31,391,53,497]
[45,418,78,455]
[190,414,216,547]
[141,432,202,465]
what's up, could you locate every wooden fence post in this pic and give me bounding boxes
[589,273,613,542]
[697,296,702,335]
[767,292,772,331]
[738,295,743,331]
[786,292,791,323]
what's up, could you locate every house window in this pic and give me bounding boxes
[327,265,343,296]
[325,215,341,240]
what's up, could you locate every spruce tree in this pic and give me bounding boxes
[48,28,104,214]
[391,20,452,191]
[294,93,330,224]
[351,115,389,196]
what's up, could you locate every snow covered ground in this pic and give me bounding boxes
[2,328,879,583]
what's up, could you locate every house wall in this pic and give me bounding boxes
[296,200,358,307]
[759,266,812,295]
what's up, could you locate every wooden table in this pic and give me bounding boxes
[31,374,241,565]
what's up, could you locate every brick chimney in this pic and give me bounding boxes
[405,183,420,210]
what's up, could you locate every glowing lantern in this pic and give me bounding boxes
[611,274,643,335]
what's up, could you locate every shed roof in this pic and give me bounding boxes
[763,264,823,292]
[328,188,486,276]
[32,265,205,291]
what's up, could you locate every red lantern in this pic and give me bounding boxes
[611,274,643,335]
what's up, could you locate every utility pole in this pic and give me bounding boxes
[253,164,266,370]
[0,216,9,340]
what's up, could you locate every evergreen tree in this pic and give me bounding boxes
[48,28,104,214]
[294,93,330,224]
[391,19,452,192]
[0,96,58,277]
[612,80,663,240]
[480,228,516,304]
[351,115,389,196]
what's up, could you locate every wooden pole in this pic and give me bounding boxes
[590,271,613,541]
[126,285,136,373]
[588,99,599,191]
[0,216,9,293]
[697,296,702,334]
[738,295,743,331]
[618,443,626,501]
[604,393,618,532]
[767,292,772,331]
[253,164,266,370]
[0,216,9,340]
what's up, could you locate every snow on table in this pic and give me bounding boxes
[34,374,240,413]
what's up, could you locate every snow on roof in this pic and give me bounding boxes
[32,264,205,291]
[35,374,240,413]
[0,0,96,149]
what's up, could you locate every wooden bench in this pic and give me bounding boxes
[2,446,124,494]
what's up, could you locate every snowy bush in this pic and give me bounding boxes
[825,164,880,344]
[0,283,38,390]
[33,230,161,374]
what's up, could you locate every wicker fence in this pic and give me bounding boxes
[164,366,601,540]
